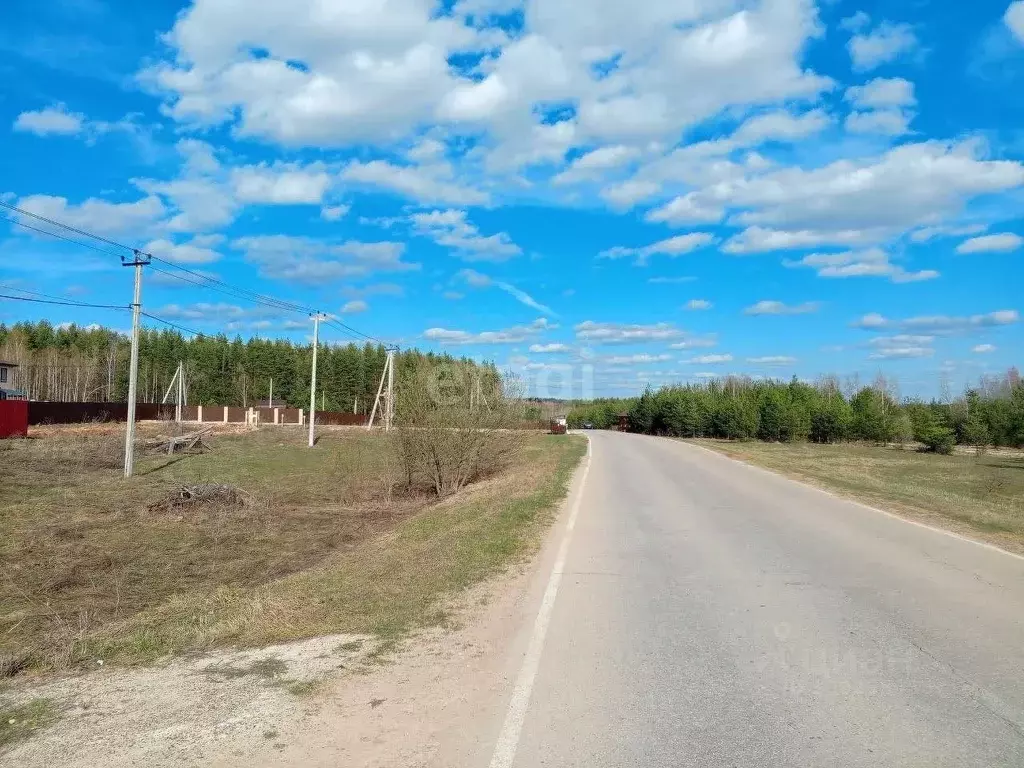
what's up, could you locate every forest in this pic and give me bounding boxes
[0,320,496,413]
[568,372,1024,452]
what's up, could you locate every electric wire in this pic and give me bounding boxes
[2,201,389,345]
[0,292,129,310]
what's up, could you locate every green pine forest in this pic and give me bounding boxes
[568,372,1024,452]
[0,320,497,414]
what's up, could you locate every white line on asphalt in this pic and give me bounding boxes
[678,437,1024,563]
[488,435,592,768]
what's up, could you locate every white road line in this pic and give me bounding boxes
[488,435,592,768]
[678,437,1024,563]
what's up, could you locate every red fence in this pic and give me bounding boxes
[0,400,28,438]
[28,402,175,425]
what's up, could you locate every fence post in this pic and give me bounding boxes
[299,409,304,426]
[223,406,229,423]
[197,405,203,423]
[274,407,279,425]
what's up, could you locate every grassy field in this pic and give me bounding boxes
[0,424,586,675]
[693,440,1024,552]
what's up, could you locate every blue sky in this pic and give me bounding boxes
[1,0,1022,399]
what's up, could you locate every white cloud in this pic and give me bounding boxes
[723,227,872,253]
[13,104,85,136]
[973,343,996,353]
[340,300,368,314]
[604,353,673,365]
[342,160,488,206]
[553,145,641,185]
[955,233,1023,254]
[851,312,888,329]
[845,110,912,136]
[868,334,936,347]
[668,336,718,349]
[648,276,697,284]
[530,343,569,353]
[15,193,166,237]
[687,354,733,364]
[783,247,939,283]
[721,140,1024,236]
[234,234,418,284]
[142,0,470,145]
[600,180,661,209]
[853,310,1019,335]
[575,321,684,344]
[144,235,224,264]
[153,301,282,330]
[320,204,350,221]
[599,233,714,265]
[747,355,797,364]
[845,78,916,109]
[868,346,934,360]
[412,210,521,261]
[232,163,331,204]
[424,318,551,345]
[731,109,831,146]
[645,193,725,226]
[840,11,871,32]
[1006,1,1024,43]
[684,299,713,310]
[848,22,918,71]
[456,268,555,315]
[744,300,820,316]
[909,223,987,242]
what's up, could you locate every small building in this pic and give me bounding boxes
[0,361,26,401]
[257,397,289,408]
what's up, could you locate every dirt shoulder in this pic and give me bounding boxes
[1,430,587,766]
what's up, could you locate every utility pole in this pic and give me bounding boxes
[269,377,273,407]
[123,249,150,478]
[367,347,397,431]
[386,348,395,431]
[308,313,324,448]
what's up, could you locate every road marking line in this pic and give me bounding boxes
[488,435,592,768]
[678,438,1024,563]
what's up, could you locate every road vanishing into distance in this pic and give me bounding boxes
[489,431,1024,768]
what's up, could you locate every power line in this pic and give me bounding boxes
[140,311,206,338]
[1,199,388,345]
[0,292,128,310]
[0,200,135,255]
[2,216,127,261]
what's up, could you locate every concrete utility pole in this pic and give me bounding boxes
[123,249,150,478]
[308,313,324,448]
[269,378,273,407]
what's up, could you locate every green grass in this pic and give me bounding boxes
[0,425,586,673]
[693,440,1024,551]
[0,698,58,750]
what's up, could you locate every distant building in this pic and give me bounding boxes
[257,398,289,408]
[0,361,26,401]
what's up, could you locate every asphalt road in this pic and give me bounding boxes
[497,431,1024,767]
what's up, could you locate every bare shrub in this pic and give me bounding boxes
[395,361,527,496]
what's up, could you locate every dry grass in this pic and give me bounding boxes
[0,424,585,675]
[692,439,1024,552]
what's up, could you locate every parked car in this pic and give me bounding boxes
[583,422,594,429]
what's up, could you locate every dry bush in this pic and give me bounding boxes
[395,361,527,496]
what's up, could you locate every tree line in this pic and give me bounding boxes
[0,320,497,413]
[568,372,1024,452]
